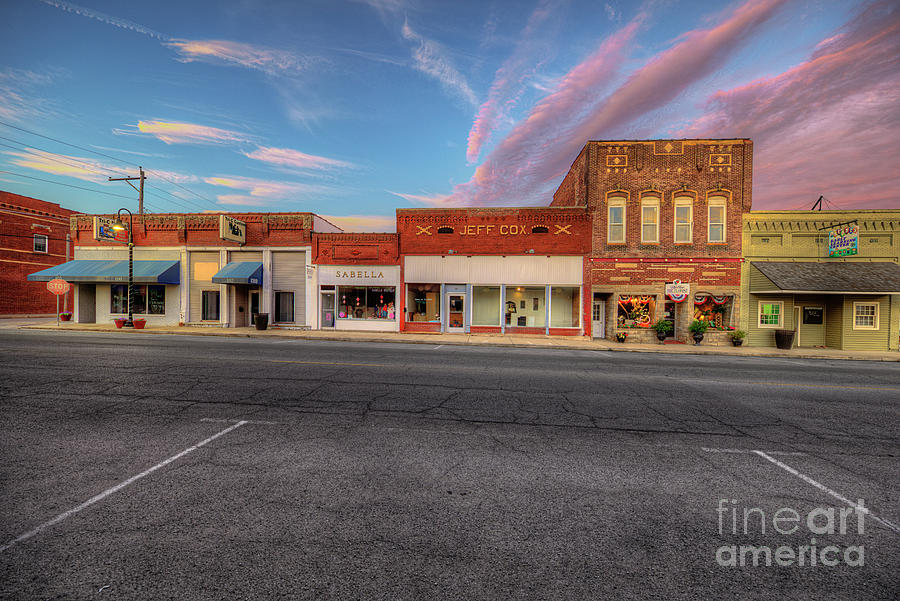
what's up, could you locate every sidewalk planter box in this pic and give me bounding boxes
[255,313,269,331]
[114,318,126,328]
[774,329,795,350]
[133,319,146,329]
[59,313,72,321]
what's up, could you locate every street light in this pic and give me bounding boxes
[111,208,134,328]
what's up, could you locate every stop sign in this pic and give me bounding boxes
[47,278,71,295]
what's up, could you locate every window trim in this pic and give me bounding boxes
[33,233,48,253]
[674,197,693,244]
[852,301,879,330]
[758,300,784,329]
[708,198,727,243]
[607,199,626,244]
[640,198,659,244]
[110,284,166,315]
[275,290,296,323]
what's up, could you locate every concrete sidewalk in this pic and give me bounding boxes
[20,320,900,362]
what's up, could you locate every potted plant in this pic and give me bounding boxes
[651,319,673,342]
[615,331,628,343]
[688,319,708,345]
[113,317,126,328]
[730,329,746,347]
[58,312,72,322]
[132,318,147,329]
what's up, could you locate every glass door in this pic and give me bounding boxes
[321,292,335,328]
[447,294,465,332]
[663,301,676,338]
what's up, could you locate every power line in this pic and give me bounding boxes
[0,135,134,177]
[0,170,138,201]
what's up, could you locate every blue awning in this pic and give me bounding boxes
[211,262,263,285]
[27,260,181,284]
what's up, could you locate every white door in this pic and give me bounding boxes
[447,294,465,333]
[793,305,801,348]
[591,299,605,338]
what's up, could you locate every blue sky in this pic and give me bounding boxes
[1,0,896,230]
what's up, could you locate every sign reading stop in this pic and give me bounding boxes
[47,278,71,295]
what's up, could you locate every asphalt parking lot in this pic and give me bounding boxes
[1,329,898,599]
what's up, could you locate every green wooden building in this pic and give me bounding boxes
[741,210,900,352]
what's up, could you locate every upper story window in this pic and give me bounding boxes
[437,226,454,234]
[608,198,626,244]
[674,197,693,244]
[33,234,48,253]
[708,196,727,243]
[641,198,659,243]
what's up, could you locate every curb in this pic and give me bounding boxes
[18,325,900,362]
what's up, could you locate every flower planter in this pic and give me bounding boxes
[133,319,146,329]
[59,313,72,321]
[114,318,126,329]
[656,331,667,343]
[774,329,795,350]
[691,332,704,345]
[731,338,744,347]
[615,333,627,343]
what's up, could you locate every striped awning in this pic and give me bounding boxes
[211,262,263,285]
[27,260,181,284]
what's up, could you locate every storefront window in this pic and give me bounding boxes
[758,301,783,328]
[693,294,733,330]
[406,284,440,322]
[338,286,396,320]
[550,287,580,328]
[111,284,166,315]
[275,291,294,322]
[617,295,655,328]
[505,286,546,327]
[472,286,501,326]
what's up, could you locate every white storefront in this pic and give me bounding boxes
[402,255,583,334]
[316,265,401,331]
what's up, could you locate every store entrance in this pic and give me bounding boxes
[249,290,260,326]
[321,292,335,328]
[447,293,465,332]
[591,295,605,338]
[662,301,676,338]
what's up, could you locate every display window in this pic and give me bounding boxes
[472,286,501,326]
[693,294,733,330]
[550,287,580,328]
[505,286,545,327]
[617,295,655,328]
[406,284,440,322]
[338,286,396,320]
[111,284,166,315]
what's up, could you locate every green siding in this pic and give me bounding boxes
[842,295,891,351]
[795,297,826,347]
[824,297,843,348]
[749,265,778,292]
[747,294,793,347]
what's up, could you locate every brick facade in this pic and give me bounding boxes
[0,191,78,315]
[313,232,399,265]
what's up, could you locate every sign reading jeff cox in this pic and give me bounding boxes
[415,223,573,236]
[219,215,247,244]
[828,224,858,258]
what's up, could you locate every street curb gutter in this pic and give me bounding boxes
[18,325,900,362]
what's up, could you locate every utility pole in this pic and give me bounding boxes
[108,166,146,221]
[811,195,823,211]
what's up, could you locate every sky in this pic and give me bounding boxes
[0,0,897,231]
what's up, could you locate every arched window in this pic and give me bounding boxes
[531,226,549,234]
[673,197,693,243]
[708,196,727,243]
[608,197,626,244]
[437,226,454,234]
[640,196,659,243]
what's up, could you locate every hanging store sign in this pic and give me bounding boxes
[219,215,246,244]
[93,216,128,244]
[665,280,690,303]
[827,224,858,257]
[415,223,573,236]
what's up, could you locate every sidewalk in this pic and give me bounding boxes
[20,321,900,362]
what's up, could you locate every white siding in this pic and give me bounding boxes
[405,255,582,285]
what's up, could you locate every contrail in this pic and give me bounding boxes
[37,0,172,41]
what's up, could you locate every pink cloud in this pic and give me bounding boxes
[416,0,786,208]
[244,146,353,171]
[681,0,900,209]
[132,120,251,145]
[387,190,454,207]
[165,39,310,76]
[466,0,558,163]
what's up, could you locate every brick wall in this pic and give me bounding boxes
[0,191,78,315]
[313,232,399,265]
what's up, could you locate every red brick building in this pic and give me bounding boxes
[551,139,752,342]
[397,207,591,335]
[0,191,78,315]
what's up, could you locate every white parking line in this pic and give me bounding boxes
[0,420,248,553]
[753,450,900,535]
[701,447,807,456]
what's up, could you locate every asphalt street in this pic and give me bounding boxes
[1,329,898,600]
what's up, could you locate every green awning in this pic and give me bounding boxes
[211,262,263,285]
[27,260,181,284]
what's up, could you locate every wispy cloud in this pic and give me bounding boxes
[388,190,454,207]
[681,0,900,209]
[204,175,328,200]
[401,20,477,106]
[37,0,168,40]
[0,68,62,122]
[165,39,312,76]
[319,214,396,232]
[4,147,126,183]
[117,120,253,145]
[244,146,354,171]
[466,0,562,163]
[421,0,787,207]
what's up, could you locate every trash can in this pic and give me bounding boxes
[255,313,269,330]
[774,329,795,350]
